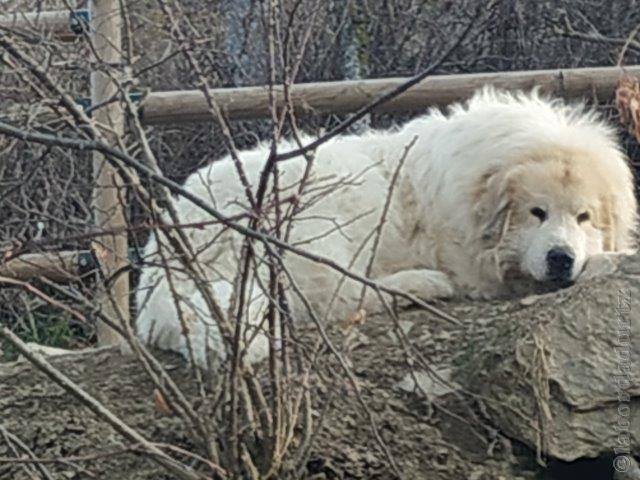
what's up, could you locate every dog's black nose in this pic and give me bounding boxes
[546,247,575,282]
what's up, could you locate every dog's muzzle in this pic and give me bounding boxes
[546,246,575,282]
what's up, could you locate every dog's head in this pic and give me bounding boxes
[474,147,636,286]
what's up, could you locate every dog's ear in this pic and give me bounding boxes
[595,191,640,252]
[473,169,513,248]
[594,194,616,251]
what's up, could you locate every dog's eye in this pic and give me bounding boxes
[577,211,590,223]
[530,207,547,222]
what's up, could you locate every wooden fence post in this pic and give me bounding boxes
[90,0,129,346]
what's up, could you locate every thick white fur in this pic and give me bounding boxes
[136,88,638,366]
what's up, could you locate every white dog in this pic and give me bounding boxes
[136,88,637,365]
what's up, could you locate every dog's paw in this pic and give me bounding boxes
[426,271,456,299]
[361,269,454,314]
[579,253,621,282]
[379,269,455,300]
[467,288,495,301]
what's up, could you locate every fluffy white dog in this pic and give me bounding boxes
[136,88,637,365]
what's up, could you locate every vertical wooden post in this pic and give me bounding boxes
[90,0,129,345]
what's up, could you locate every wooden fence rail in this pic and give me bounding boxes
[140,65,640,124]
[0,9,89,41]
[0,251,90,283]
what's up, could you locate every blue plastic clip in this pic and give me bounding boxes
[69,9,90,35]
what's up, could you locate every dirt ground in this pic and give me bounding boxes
[0,299,557,480]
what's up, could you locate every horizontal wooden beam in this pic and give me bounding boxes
[0,9,89,41]
[140,65,640,124]
[0,250,91,283]
[0,248,142,284]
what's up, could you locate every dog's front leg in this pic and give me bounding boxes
[362,269,454,313]
[579,251,635,282]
